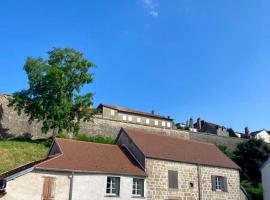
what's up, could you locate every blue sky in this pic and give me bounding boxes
[0,0,269,132]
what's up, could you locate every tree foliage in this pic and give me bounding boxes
[8,48,96,135]
[227,128,237,137]
[233,139,270,186]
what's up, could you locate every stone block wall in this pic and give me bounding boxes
[145,158,240,200]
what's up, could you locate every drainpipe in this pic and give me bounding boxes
[197,164,202,200]
[69,171,74,200]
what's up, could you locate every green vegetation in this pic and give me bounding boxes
[227,128,237,137]
[241,180,263,200]
[217,139,269,200]
[0,139,51,174]
[72,133,115,144]
[0,134,115,174]
[8,48,96,136]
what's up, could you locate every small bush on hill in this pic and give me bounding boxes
[74,133,115,144]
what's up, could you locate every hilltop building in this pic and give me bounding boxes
[194,118,229,137]
[97,104,174,129]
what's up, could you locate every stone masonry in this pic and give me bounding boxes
[145,158,240,200]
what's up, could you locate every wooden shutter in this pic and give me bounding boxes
[115,177,120,196]
[168,170,178,188]
[222,177,228,192]
[211,175,216,191]
[42,177,56,200]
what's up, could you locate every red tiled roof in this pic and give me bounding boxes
[36,139,146,176]
[98,104,173,121]
[122,128,240,170]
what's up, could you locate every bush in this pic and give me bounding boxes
[241,180,263,200]
[74,133,115,144]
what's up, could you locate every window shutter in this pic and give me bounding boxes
[168,170,178,188]
[42,177,56,200]
[116,177,120,196]
[222,177,228,192]
[211,176,216,191]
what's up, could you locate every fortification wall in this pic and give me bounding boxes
[0,93,245,150]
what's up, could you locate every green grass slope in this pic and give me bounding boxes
[0,139,50,174]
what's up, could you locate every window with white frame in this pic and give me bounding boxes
[167,122,171,128]
[128,116,132,122]
[215,176,222,191]
[146,119,150,124]
[162,121,166,127]
[106,177,120,196]
[137,118,141,123]
[211,175,227,192]
[155,120,158,126]
[132,178,144,197]
[110,109,115,116]
[122,115,127,121]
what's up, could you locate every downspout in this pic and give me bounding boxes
[197,164,202,200]
[69,171,74,200]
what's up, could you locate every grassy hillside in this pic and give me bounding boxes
[0,139,51,174]
[0,134,115,174]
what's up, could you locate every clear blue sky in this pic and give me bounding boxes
[0,0,269,132]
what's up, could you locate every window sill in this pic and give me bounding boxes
[104,194,119,198]
[131,195,145,198]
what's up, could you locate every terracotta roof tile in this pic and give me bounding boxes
[36,139,146,176]
[122,128,240,170]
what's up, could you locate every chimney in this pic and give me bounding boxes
[245,127,250,137]
[189,118,194,128]
[151,110,155,115]
[197,118,202,130]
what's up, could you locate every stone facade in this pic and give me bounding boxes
[145,158,240,200]
[100,105,174,129]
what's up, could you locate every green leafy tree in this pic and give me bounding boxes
[233,139,270,186]
[227,128,237,137]
[8,48,96,136]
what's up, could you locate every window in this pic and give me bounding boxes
[132,178,144,197]
[106,177,120,196]
[128,116,132,122]
[123,115,127,121]
[167,122,171,128]
[146,119,150,124]
[110,109,115,116]
[162,121,166,127]
[42,177,56,200]
[168,170,178,189]
[215,176,222,191]
[155,120,158,126]
[137,118,141,123]
[211,175,227,192]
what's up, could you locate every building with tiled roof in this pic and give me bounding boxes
[98,104,174,129]
[1,128,242,200]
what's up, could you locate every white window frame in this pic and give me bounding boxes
[110,109,115,116]
[167,122,171,128]
[146,118,150,124]
[162,121,166,127]
[128,116,132,122]
[122,115,127,121]
[106,177,119,196]
[215,176,222,191]
[132,178,144,197]
[155,120,158,126]
[137,117,141,123]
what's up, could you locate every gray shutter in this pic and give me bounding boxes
[211,176,216,191]
[116,177,120,195]
[141,179,144,197]
[222,177,228,192]
[168,170,178,188]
